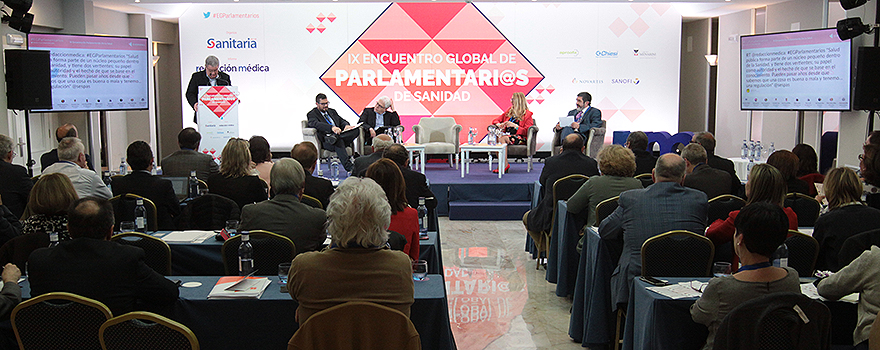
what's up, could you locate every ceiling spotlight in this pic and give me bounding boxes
[841,0,870,10]
[837,17,875,40]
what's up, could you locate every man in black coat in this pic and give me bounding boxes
[306,93,357,172]
[185,55,232,123]
[692,132,741,196]
[682,143,733,200]
[111,141,180,230]
[358,96,401,147]
[524,134,599,252]
[291,141,335,209]
[0,134,31,219]
[28,198,179,316]
[626,131,656,176]
[383,144,437,211]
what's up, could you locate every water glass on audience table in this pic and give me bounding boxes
[713,262,732,278]
[412,260,428,281]
[119,221,136,233]
[226,220,239,237]
[278,262,291,292]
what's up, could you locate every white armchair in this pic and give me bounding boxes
[412,117,462,167]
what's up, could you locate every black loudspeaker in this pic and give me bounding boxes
[5,49,51,110]
[854,47,880,111]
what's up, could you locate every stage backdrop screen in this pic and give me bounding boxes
[741,28,851,111]
[27,33,150,112]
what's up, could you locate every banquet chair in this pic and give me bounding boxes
[301,120,356,171]
[177,194,240,230]
[539,174,589,269]
[100,311,199,350]
[594,196,619,226]
[839,228,880,268]
[288,301,420,350]
[300,194,323,209]
[785,230,819,277]
[712,292,831,350]
[412,117,461,167]
[550,120,606,158]
[221,230,296,276]
[707,194,746,224]
[109,194,158,232]
[634,173,653,188]
[0,232,50,275]
[641,230,714,278]
[111,232,172,275]
[784,193,820,227]
[501,125,539,172]
[12,292,112,350]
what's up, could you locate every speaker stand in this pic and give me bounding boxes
[22,110,35,177]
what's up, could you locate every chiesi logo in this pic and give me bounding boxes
[595,50,619,58]
[203,12,259,19]
[633,48,658,58]
[207,37,258,49]
[611,78,640,85]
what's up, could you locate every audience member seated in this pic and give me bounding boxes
[0,134,32,219]
[706,163,798,268]
[240,158,326,256]
[0,263,20,319]
[42,137,111,200]
[682,143,733,199]
[0,201,20,248]
[869,130,880,146]
[28,198,179,315]
[861,144,880,209]
[813,167,880,272]
[691,202,800,350]
[692,131,740,195]
[111,141,180,230]
[383,144,437,212]
[20,173,77,239]
[818,245,880,350]
[160,127,219,181]
[207,138,268,210]
[567,144,641,226]
[524,133,599,253]
[288,178,414,324]
[351,134,393,177]
[40,123,93,171]
[626,131,656,176]
[290,142,334,209]
[366,159,419,261]
[767,150,811,195]
[249,136,274,189]
[792,143,824,196]
[599,153,707,308]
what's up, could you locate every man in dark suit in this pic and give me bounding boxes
[682,143,733,200]
[351,134,393,177]
[240,159,326,255]
[599,153,707,308]
[524,133,599,252]
[291,142,334,209]
[358,96,400,147]
[307,93,357,172]
[554,92,602,140]
[160,128,219,181]
[626,131,656,177]
[0,134,31,219]
[112,141,180,230]
[383,144,437,211]
[40,124,93,172]
[28,198,179,315]
[185,55,232,123]
[693,132,741,195]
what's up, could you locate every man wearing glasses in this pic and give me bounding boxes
[307,93,357,172]
[186,55,232,123]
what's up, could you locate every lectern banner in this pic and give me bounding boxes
[197,85,240,164]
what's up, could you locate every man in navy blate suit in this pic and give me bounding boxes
[555,91,602,140]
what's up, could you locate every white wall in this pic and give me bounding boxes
[715,10,752,158]
[679,19,710,133]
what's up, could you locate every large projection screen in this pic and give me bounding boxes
[28,33,150,112]
[741,28,851,111]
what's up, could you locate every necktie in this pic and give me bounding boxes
[575,110,584,123]
[323,112,334,126]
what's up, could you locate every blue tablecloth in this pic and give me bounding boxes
[20,275,455,350]
[569,227,616,347]
[546,201,586,297]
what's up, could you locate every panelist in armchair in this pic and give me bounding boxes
[554,91,601,140]
[358,96,400,147]
[490,92,534,146]
[307,93,356,172]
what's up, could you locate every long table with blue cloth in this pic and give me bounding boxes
[19,275,456,350]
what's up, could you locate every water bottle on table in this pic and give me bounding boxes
[772,243,788,268]
[239,231,254,276]
[417,197,428,236]
[188,170,199,198]
[118,157,128,175]
[134,198,147,233]
[330,157,340,181]
[48,231,59,247]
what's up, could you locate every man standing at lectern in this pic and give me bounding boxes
[554,92,602,139]
[307,93,356,172]
[185,55,232,123]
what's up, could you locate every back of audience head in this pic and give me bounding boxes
[766,150,799,181]
[68,197,114,240]
[562,133,585,151]
[653,153,686,183]
[0,134,13,161]
[291,142,318,172]
[372,134,393,152]
[733,202,789,258]
[745,163,786,206]
[56,124,78,143]
[57,137,85,162]
[220,138,252,178]
[862,144,880,187]
[26,173,78,217]
[868,130,880,146]
[383,144,409,167]
[326,177,390,249]
[270,158,305,196]
[791,144,819,177]
[625,131,649,151]
[249,136,272,164]
[178,127,201,150]
[597,145,636,177]
[691,132,717,155]
[365,158,408,213]
[126,141,152,171]
[681,143,708,166]
[823,167,862,210]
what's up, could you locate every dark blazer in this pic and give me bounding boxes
[707,154,741,195]
[0,231,48,274]
[631,149,657,176]
[0,161,32,219]
[684,164,734,200]
[303,173,334,209]
[240,194,327,255]
[185,70,231,123]
[813,204,880,271]
[566,106,603,132]
[401,166,437,211]
[0,205,21,248]
[160,149,219,181]
[358,108,400,132]
[307,107,350,147]
[28,238,179,315]
[40,149,93,172]
[111,171,181,230]
[351,152,383,177]
[527,149,599,232]
[206,174,268,210]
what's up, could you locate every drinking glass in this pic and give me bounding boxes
[713,262,732,278]
[225,220,239,237]
[412,260,428,281]
[278,262,291,286]
[119,221,136,232]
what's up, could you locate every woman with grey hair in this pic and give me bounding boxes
[567,144,643,226]
[288,177,414,324]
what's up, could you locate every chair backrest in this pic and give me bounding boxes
[634,173,653,188]
[839,228,880,268]
[595,196,619,226]
[507,125,540,156]
[177,194,241,230]
[100,311,199,350]
[550,175,589,232]
[712,292,831,350]
[12,292,112,350]
[708,195,746,224]
[110,232,172,275]
[288,301,420,350]
[784,193,820,227]
[300,194,323,209]
[641,230,714,277]
[109,194,158,232]
[416,117,458,143]
[785,230,819,277]
[221,230,296,276]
